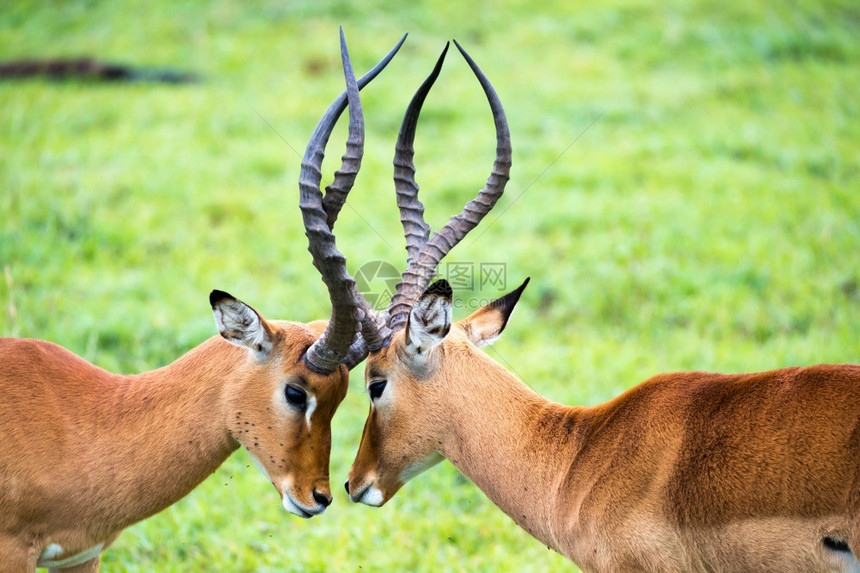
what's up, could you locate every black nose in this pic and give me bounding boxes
[344,480,350,495]
[313,489,332,508]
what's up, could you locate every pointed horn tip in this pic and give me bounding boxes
[339,29,356,78]
[338,27,347,58]
[452,40,477,67]
[387,33,409,57]
[339,28,350,60]
[422,42,449,77]
[452,39,481,72]
[438,41,451,60]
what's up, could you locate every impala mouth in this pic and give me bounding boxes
[349,482,385,507]
[282,492,326,519]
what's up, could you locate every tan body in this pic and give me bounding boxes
[0,31,411,572]
[348,281,860,572]
[0,309,348,572]
[320,33,860,571]
[549,365,860,572]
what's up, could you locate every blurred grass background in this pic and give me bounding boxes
[1,0,858,570]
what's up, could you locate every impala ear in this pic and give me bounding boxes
[405,280,453,355]
[459,278,529,347]
[210,290,274,358]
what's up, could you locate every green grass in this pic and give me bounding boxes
[2,0,859,570]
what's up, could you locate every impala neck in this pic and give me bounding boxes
[96,337,242,527]
[439,350,584,551]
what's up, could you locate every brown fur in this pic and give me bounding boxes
[0,314,348,572]
[349,293,860,572]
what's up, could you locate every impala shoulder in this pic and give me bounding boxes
[1,338,94,372]
[798,362,860,381]
[1,337,60,357]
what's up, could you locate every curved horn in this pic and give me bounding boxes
[387,40,512,331]
[300,30,403,373]
[321,33,407,229]
[342,306,391,369]
[393,42,450,266]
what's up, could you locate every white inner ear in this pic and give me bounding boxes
[464,312,505,347]
[407,294,452,355]
[474,331,500,348]
[213,300,272,356]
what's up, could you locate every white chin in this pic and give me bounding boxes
[282,494,314,518]
[359,487,385,507]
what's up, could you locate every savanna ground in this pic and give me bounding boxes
[1,0,858,570]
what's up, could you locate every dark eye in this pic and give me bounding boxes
[368,380,387,401]
[285,385,307,410]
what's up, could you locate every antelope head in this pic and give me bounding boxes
[345,41,522,506]
[212,30,403,518]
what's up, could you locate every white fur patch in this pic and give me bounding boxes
[359,486,385,507]
[37,543,104,569]
[281,484,326,518]
[400,452,444,483]
[826,545,860,573]
[305,395,317,430]
[842,553,860,573]
[282,492,313,519]
[474,332,501,348]
[40,544,63,560]
[246,449,271,481]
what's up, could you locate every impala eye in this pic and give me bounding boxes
[368,380,387,401]
[285,385,308,410]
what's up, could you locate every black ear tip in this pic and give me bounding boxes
[209,289,234,307]
[509,277,530,301]
[424,279,453,301]
[489,277,529,313]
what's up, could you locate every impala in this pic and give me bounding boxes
[0,31,402,572]
[345,42,860,572]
